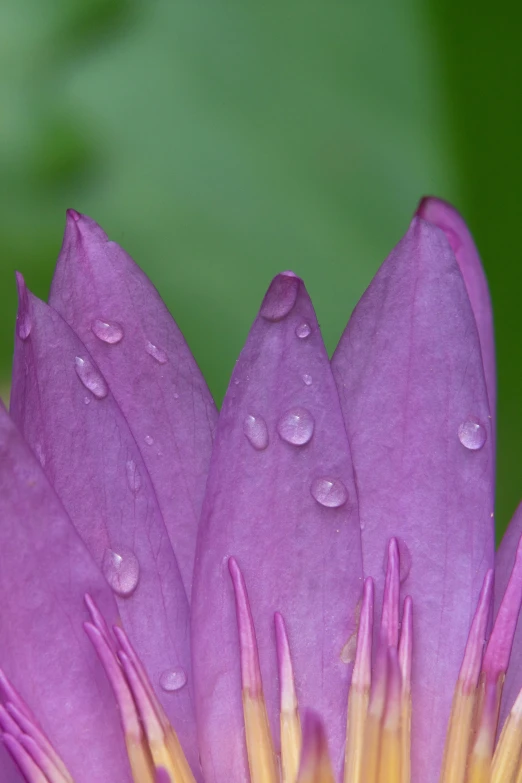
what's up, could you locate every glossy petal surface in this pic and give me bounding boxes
[0,403,131,783]
[417,197,496,427]
[192,275,363,781]
[494,503,522,726]
[332,218,495,783]
[48,211,217,596]
[9,285,198,773]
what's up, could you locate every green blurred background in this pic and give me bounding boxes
[0,1,520,539]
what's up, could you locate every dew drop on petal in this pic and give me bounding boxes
[91,319,124,345]
[102,548,140,597]
[126,459,141,493]
[458,420,486,450]
[17,312,32,340]
[277,407,315,446]
[243,414,269,450]
[311,477,348,508]
[159,667,187,692]
[296,322,311,339]
[260,274,300,321]
[75,356,108,399]
[302,373,313,386]
[144,435,154,445]
[84,396,91,405]
[146,341,168,364]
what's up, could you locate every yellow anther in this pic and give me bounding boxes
[243,692,279,783]
[344,578,373,783]
[377,648,402,783]
[275,612,302,783]
[438,683,476,783]
[398,596,412,783]
[229,559,278,783]
[491,687,522,783]
[281,708,303,783]
[345,686,370,783]
[297,715,335,783]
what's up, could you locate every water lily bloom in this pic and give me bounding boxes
[0,197,520,783]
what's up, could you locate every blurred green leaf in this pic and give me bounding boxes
[1,0,519,536]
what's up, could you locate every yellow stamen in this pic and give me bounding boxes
[398,597,412,783]
[297,715,335,783]
[243,691,280,783]
[439,571,494,783]
[491,687,522,783]
[438,682,477,783]
[377,648,402,783]
[275,612,302,783]
[344,578,373,783]
[467,678,504,783]
[361,650,387,783]
[229,558,278,783]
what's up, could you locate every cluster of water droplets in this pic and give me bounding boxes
[242,279,349,508]
[76,320,173,606]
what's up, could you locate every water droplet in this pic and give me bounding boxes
[260,274,300,321]
[144,435,154,446]
[102,547,140,597]
[277,407,314,446]
[91,319,124,345]
[173,392,180,399]
[382,538,412,584]
[84,396,91,405]
[75,356,108,399]
[17,312,32,340]
[243,414,269,450]
[458,420,486,451]
[302,374,313,386]
[296,322,311,339]
[159,667,187,692]
[126,459,141,493]
[311,477,348,508]
[146,341,168,364]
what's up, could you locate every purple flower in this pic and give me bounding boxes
[0,198,520,783]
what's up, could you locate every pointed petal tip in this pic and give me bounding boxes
[14,272,32,341]
[66,208,82,223]
[63,209,109,249]
[259,272,302,321]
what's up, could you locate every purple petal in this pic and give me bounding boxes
[416,197,496,429]
[48,211,217,596]
[331,217,495,783]
[0,403,131,783]
[494,502,522,726]
[192,274,363,781]
[9,282,198,773]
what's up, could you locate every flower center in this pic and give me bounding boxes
[2,537,522,783]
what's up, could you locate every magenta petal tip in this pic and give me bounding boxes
[259,273,301,321]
